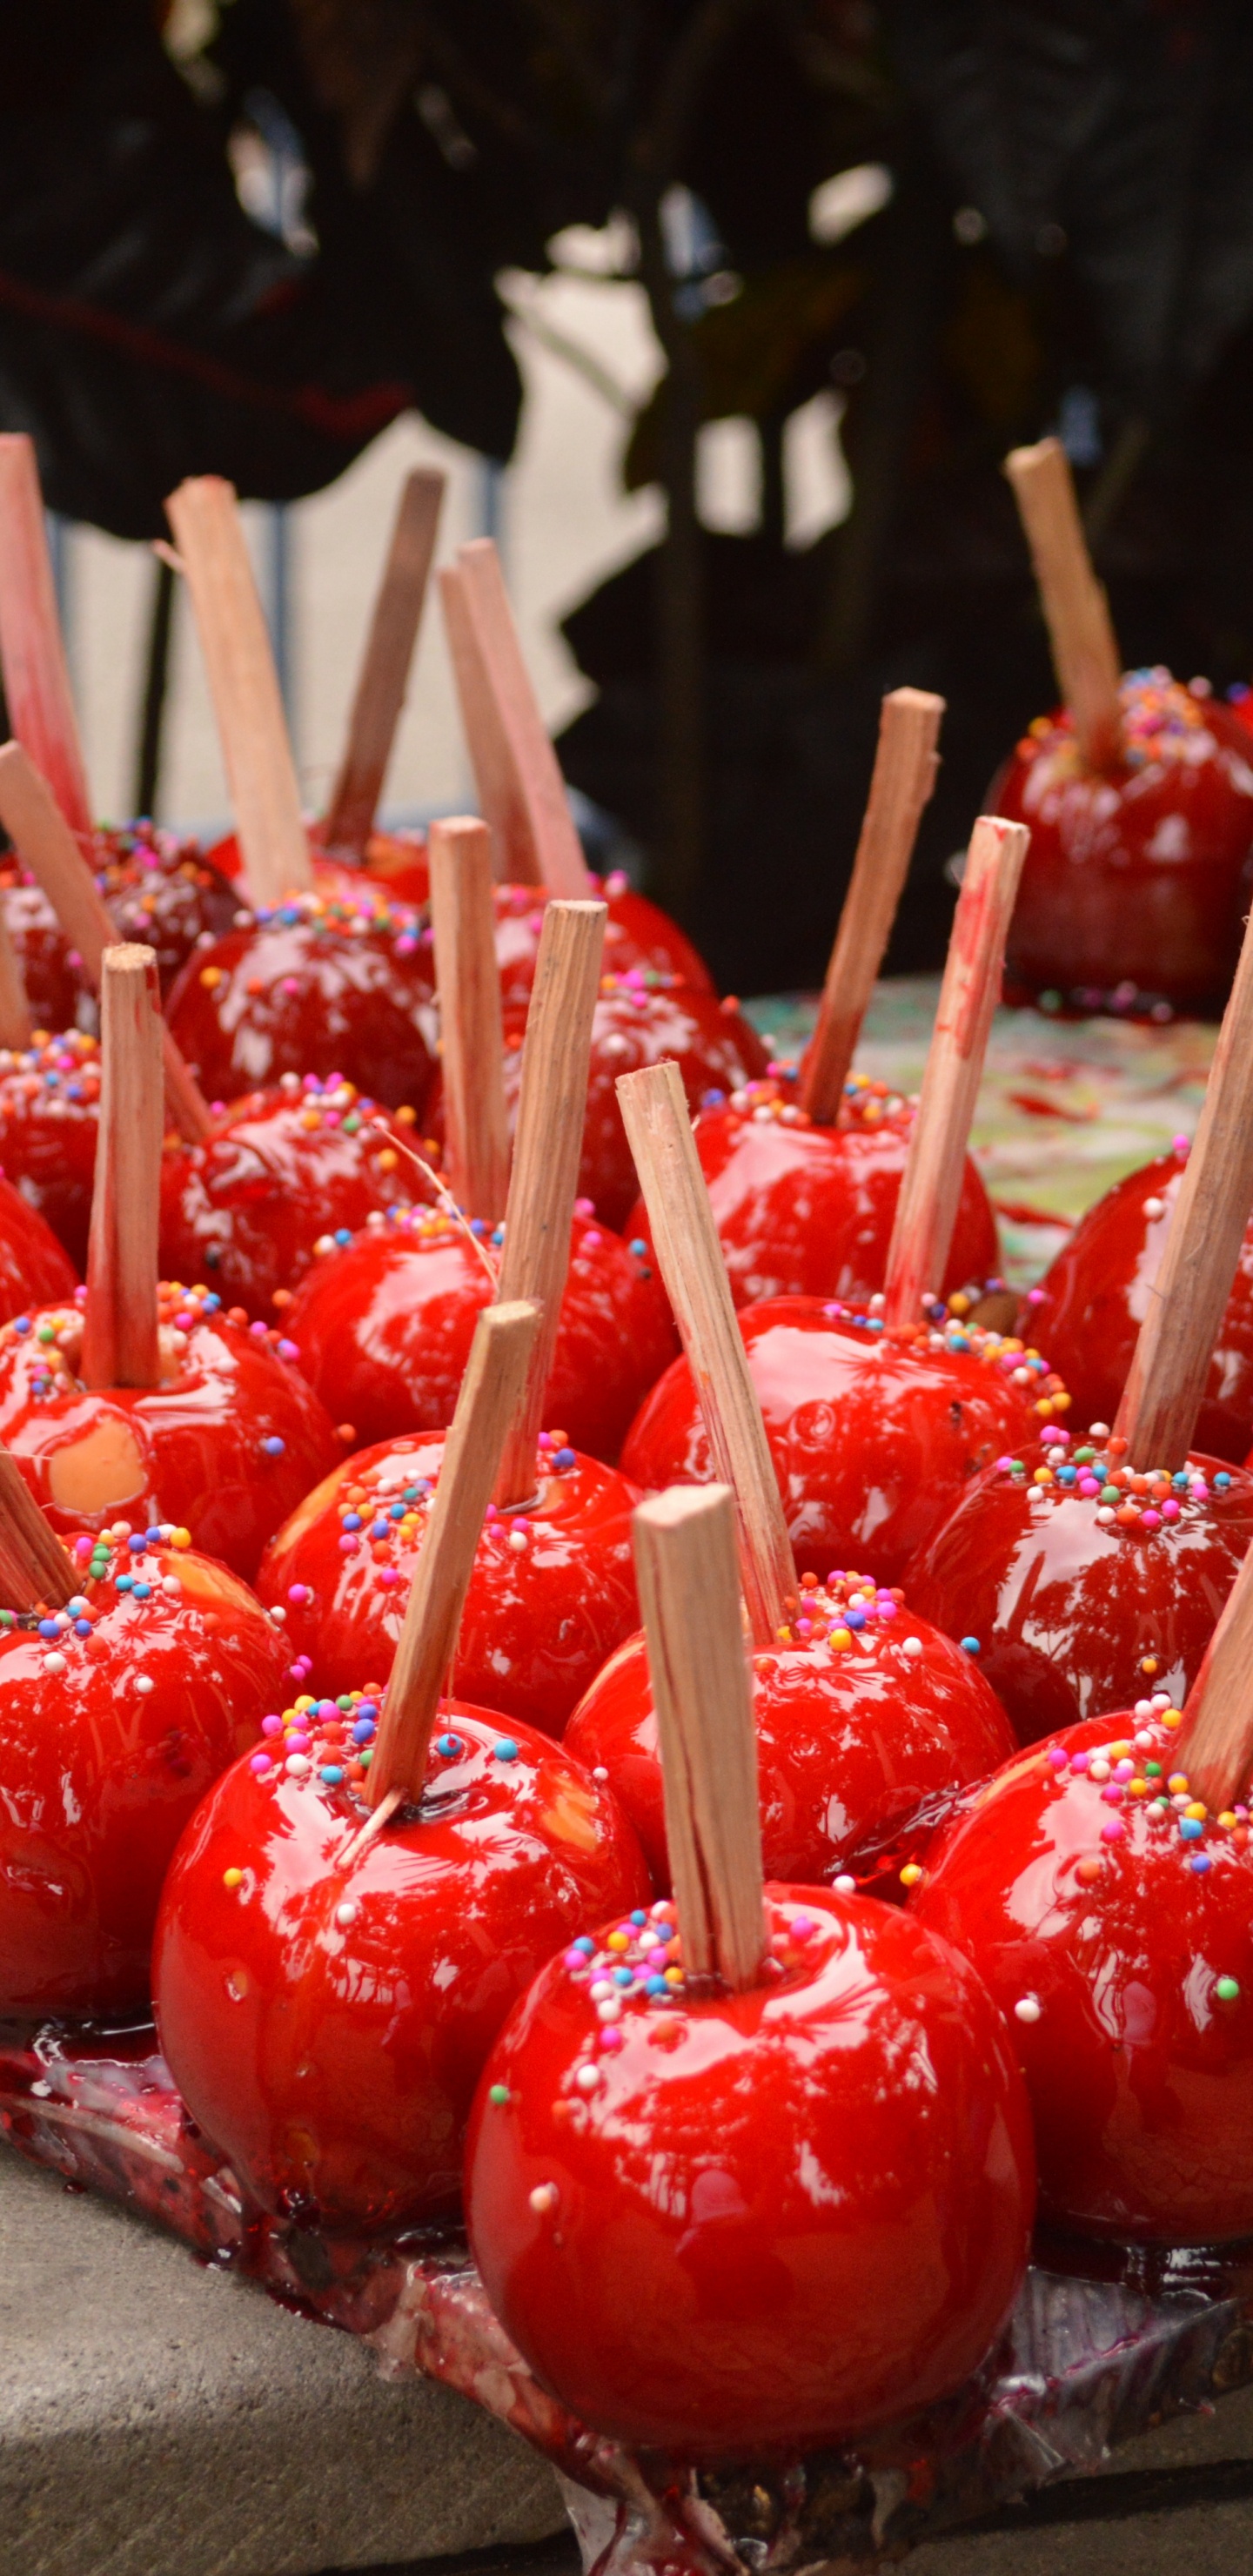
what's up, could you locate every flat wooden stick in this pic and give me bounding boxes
[1176,1540,1253,1812]
[0,1452,74,1609]
[82,945,164,1390]
[617,1059,794,1647]
[443,540,592,896]
[1116,896,1253,1471]
[0,743,212,1141]
[0,434,92,835]
[323,467,446,855]
[801,688,944,1122]
[494,900,606,1504]
[427,815,510,1223]
[365,1299,540,1811]
[164,476,312,905]
[882,815,1029,1331]
[633,1484,767,1989]
[0,904,31,1049]
[1004,438,1123,772]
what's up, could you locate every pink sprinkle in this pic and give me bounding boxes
[1047,1747,1068,1769]
[878,1600,897,1619]
[1141,1508,1162,1529]
[378,1568,400,1588]
[1114,1759,1135,1779]
[1079,1477,1102,1496]
[73,1535,92,1560]
[261,1714,282,1736]
[250,1753,272,1774]
[1102,1784,1124,1805]
[1069,1751,1090,1772]
[1161,1499,1181,1521]
[1101,1818,1125,1842]
[287,1583,311,1605]
[1190,1480,1209,1502]
[599,2026,624,2050]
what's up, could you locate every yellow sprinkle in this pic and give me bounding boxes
[664,1965,684,1984]
[377,1148,398,1171]
[1185,1801,1208,1821]
[1163,1711,1183,1727]
[295,1694,315,1713]
[1168,1774,1190,1793]
[606,1931,629,1951]
[1219,1811,1238,1829]
[223,1868,244,1890]
[171,1526,192,1549]
[830,1627,853,1651]
[1127,1779,1149,1798]
[776,1625,792,1644]
[1033,1467,1053,1486]
[198,965,223,989]
[900,1863,924,1887]
[1035,1397,1055,1417]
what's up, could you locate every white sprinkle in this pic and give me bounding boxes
[1152,1691,1172,1709]
[834,1874,856,1895]
[529,2183,559,2215]
[161,1576,182,1596]
[1134,1699,1155,1721]
[335,1900,359,1929]
[285,1753,311,1777]
[902,1636,923,1659]
[593,1765,609,1782]
[135,1674,155,1695]
[1143,1197,1164,1219]
[1015,1995,1042,2024]
[42,1651,67,1674]
[507,1530,528,1553]
[1089,1759,1111,1782]
[596,1996,621,2023]
[575,2063,601,2093]
[268,1603,286,1622]
[1096,1506,1116,1523]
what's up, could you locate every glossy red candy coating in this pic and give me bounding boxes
[0,1030,101,1269]
[494,979,767,1233]
[490,874,713,1007]
[285,1208,676,1461]
[153,1703,650,2231]
[995,675,1253,1010]
[1028,1149,1253,1465]
[624,1077,1000,1309]
[0,873,83,1031]
[207,825,432,909]
[166,900,436,1111]
[907,1443,1253,1744]
[93,826,240,993]
[565,1593,1015,1895]
[158,1081,423,1318]
[0,1287,340,1580]
[258,1435,639,1734]
[912,1707,1253,2242]
[1,1538,290,2020]
[0,1171,77,1317]
[622,1301,1062,1586]
[466,1885,1035,2459]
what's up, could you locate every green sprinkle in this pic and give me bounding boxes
[1100,1486,1121,1504]
[1145,1761,1163,1777]
[1217,1977,1241,2003]
[488,2084,511,2106]
[1074,1446,1096,1464]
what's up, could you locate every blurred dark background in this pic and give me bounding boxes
[5,1,1253,992]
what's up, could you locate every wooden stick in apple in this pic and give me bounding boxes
[1004,437,1123,773]
[1115,895,1253,1472]
[0,743,212,1142]
[359,1297,541,1830]
[0,1452,74,1610]
[801,688,945,1122]
[0,433,93,836]
[439,538,593,896]
[1175,1535,1253,1814]
[881,814,1030,1332]
[633,1482,767,1989]
[493,897,606,1503]
[323,467,446,856]
[427,814,510,1224]
[82,944,164,1392]
[164,476,313,906]
[616,1057,794,1646]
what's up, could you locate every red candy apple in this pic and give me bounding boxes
[0,1170,77,1318]
[997,672,1253,1013]
[0,1283,340,1580]
[157,1076,424,1318]
[166,888,437,1111]
[912,1701,1253,2242]
[466,1882,1033,2458]
[285,1201,675,1461]
[625,1071,1000,1310]
[565,1573,1014,1895]
[490,869,712,1006]
[1028,1141,1253,1465]
[258,1432,640,1734]
[1,1526,291,2019]
[622,1298,1069,1587]
[907,1428,1253,1744]
[0,1028,101,1268]
[153,1697,649,2231]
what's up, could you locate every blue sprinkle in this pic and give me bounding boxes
[1189,1851,1212,1874]
[343,1513,362,1531]
[554,1447,576,1471]
[204,1293,221,1311]
[613,1966,633,1986]
[334,1227,352,1246]
[1173,1470,1190,1489]
[574,1935,596,1956]
[646,1976,670,1997]
[961,1636,981,1655]
[389,1503,405,1520]
[73,1619,92,1637]
[435,1732,462,1758]
[12,1317,29,1335]
[1179,1817,1203,1841]
[370,1519,390,1540]
[262,1435,285,1457]
[845,1607,866,1630]
[128,1534,147,1553]
[37,1618,59,1639]
[493,1737,519,1763]
[115,1574,134,1593]
[628,1239,647,1258]
[356,1700,379,1721]
[1216,1472,1232,1488]
[132,1582,151,1600]
[630,1909,648,1926]
[320,1765,345,1787]
[1057,1466,1077,1484]
[868,1317,885,1333]
[145,1526,163,1546]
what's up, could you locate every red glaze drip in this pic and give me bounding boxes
[908,1436,1253,1746]
[493,977,767,1234]
[488,874,713,1007]
[621,1299,1065,1587]
[995,674,1253,1010]
[0,1169,77,1317]
[258,1434,640,1734]
[565,1586,1014,1896]
[153,1702,649,2232]
[1,1534,291,2019]
[0,1286,340,1580]
[1028,1145,1253,1464]
[285,1206,676,1461]
[0,1029,100,1269]
[166,896,437,1111]
[912,1705,1253,2243]
[158,1079,424,1318]
[465,1885,1035,2459]
[623,1075,1000,1309]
